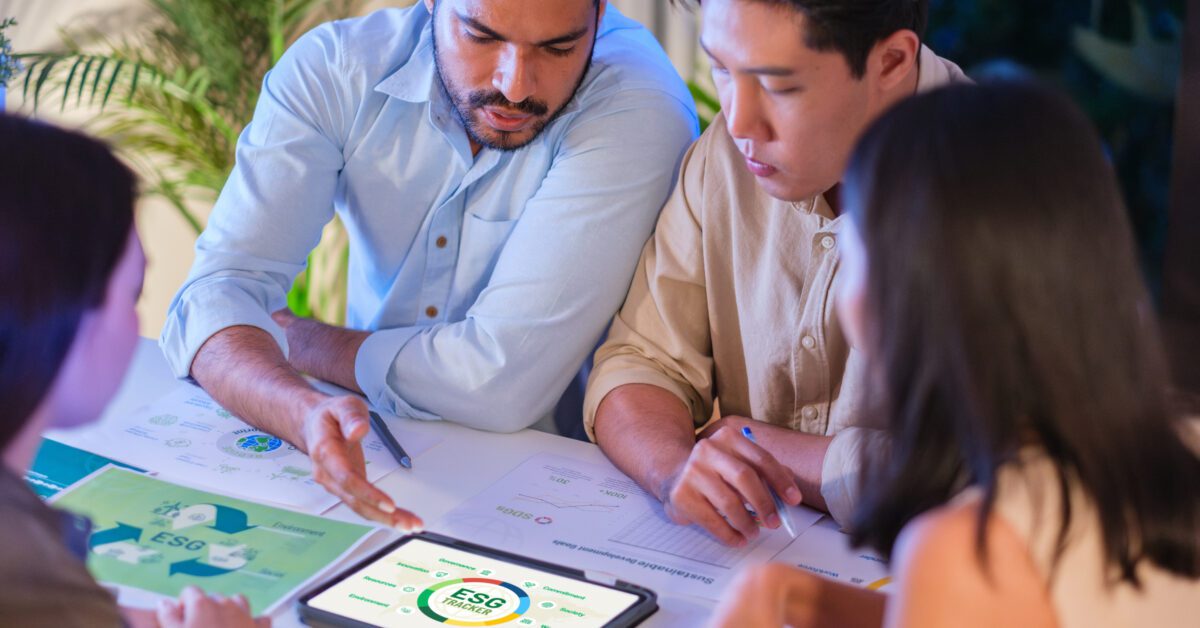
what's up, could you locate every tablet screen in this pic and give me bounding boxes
[306,537,643,627]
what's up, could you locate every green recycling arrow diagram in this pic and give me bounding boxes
[88,522,142,549]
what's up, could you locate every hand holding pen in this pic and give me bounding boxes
[741,426,798,537]
[660,421,804,547]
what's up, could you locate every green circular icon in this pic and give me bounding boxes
[417,578,530,625]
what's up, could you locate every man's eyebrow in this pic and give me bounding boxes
[700,39,796,77]
[535,27,590,47]
[458,12,589,47]
[459,13,507,40]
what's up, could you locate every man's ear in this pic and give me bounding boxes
[597,0,608,22]
[871,29,920,92]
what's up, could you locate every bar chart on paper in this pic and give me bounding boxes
[610,507,759,569]
[434,453,821,600]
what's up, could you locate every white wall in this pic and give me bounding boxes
[0,0,703,337]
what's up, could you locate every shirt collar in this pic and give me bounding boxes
[375,13,437,103]
[916,44,961,94]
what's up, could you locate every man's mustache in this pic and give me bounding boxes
[466,90,549,116]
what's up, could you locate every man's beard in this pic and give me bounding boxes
[431,11,597,152]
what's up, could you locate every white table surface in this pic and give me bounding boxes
[86,339,727,626]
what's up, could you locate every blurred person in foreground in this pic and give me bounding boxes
[0,114,266,628]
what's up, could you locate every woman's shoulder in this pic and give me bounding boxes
[888,494,1058,627]
[904,452,1200,628]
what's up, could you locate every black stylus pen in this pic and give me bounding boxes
[369,411,412,469]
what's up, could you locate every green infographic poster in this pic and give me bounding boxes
[51,466,375,613]
[25,438,144,499]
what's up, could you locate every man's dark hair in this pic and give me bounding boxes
[844,82,1200,583]
[674,0,927,78]
[0,114,136,449]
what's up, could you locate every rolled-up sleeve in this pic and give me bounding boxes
[820,426,889,527]
[160,24,353,378]
[583,136,717,441]
[357,88,698,432]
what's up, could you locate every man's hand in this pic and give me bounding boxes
[302,394,423,530]
[662,423,802,546]
[191,325,421,530]
[701,415,832,513]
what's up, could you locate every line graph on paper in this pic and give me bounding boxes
[514,492,621,513]
[609,506,767,569]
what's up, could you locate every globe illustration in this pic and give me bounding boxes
[235,434,282,453]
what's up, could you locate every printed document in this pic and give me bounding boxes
[49,386,441,512]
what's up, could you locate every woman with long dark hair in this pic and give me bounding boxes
[710,82,1200,626]
[0,114,265,627]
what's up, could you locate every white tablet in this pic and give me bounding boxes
[298,532,657,627]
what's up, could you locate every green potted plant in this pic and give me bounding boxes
[0,17,20,111]
[17,1,364,322]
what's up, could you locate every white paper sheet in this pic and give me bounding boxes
[48,386,442,513]
[433,453,822,600]
[770,517,893,590]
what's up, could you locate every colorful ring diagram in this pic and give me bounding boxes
[417,577,531,626]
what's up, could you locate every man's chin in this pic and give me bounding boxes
[756,177,815,204]
[480,132,538,151]
[468,118,544,152]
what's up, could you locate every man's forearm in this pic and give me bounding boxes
[190,325,326,451]
[276,314,367,393]
[762,428,831,512]
[593,383,697,501]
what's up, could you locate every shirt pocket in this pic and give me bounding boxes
[453,212,520,305]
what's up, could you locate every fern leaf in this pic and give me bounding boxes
[101,59,126,109]
[32,58,61,112]
[77,56,96,106]
[20,56,39,102]
[88,57,109,105]
[60,56,86,113]
[126,62,143,104]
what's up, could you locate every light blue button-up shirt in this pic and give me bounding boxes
[160,4,698,432]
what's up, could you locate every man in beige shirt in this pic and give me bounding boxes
[584,0,967,545]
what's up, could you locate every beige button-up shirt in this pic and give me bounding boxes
[585,47,967,525]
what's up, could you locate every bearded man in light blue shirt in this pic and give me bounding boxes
[160,0,697,528]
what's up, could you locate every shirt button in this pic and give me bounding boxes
[802,406,817,420]
[435,236,448,249]
[425,306,439,318]
[821,235,836,250]
[801,335,816,349]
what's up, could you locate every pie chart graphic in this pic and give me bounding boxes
[417,578,531,626]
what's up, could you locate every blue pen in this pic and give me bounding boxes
[741,426,798,538]
[369,411,412,469]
